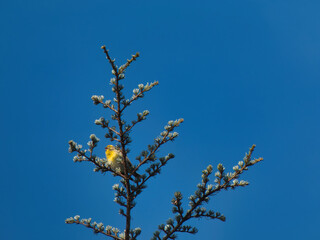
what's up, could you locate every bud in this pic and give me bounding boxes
[207,165,213,173]
[164,225,171,232]
[166,218,174,225]
[207,184,213,191]
[233,165,239,172]
[112,227,120,234]
[90,134,100,143]
[68,140,76,152]
[105,225,112,231]
[113,184,120,190]
[91,95,104,104]
[214,171,221,177]
[239,180,249,186]
[133,88,139,95]
[134,227,142,235]
[119,233,125,239]
[174,191,182,199]
[97,222,104,230]
[217,163,225,172]
[172,132,179,138]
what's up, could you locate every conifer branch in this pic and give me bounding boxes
[119,52,140,74]
[131,153,175,199]
[95,117,121,141]
[123,110,150,135]
[102,46,133,240]
[101,45,118,77]
[91,95,118,113]
[121,81,159,112]
[65,216,122,240]
[68,139,124,177]
[131,119,183,177]
[154,145,263,240]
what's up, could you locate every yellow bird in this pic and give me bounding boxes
[105,145,141,179]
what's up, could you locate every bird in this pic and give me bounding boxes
[105,145,141,179]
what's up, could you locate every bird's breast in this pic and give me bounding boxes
[106,150,117,163]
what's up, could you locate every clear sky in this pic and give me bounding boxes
[1,0,319,239]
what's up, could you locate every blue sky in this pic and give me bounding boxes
[1,0,319,239]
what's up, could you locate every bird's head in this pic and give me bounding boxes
[105,145,115,151]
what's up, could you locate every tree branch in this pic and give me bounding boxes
[65,216,122,240]
[131,118,184,177]
[158,145,263,240]
[102,46,132,240]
